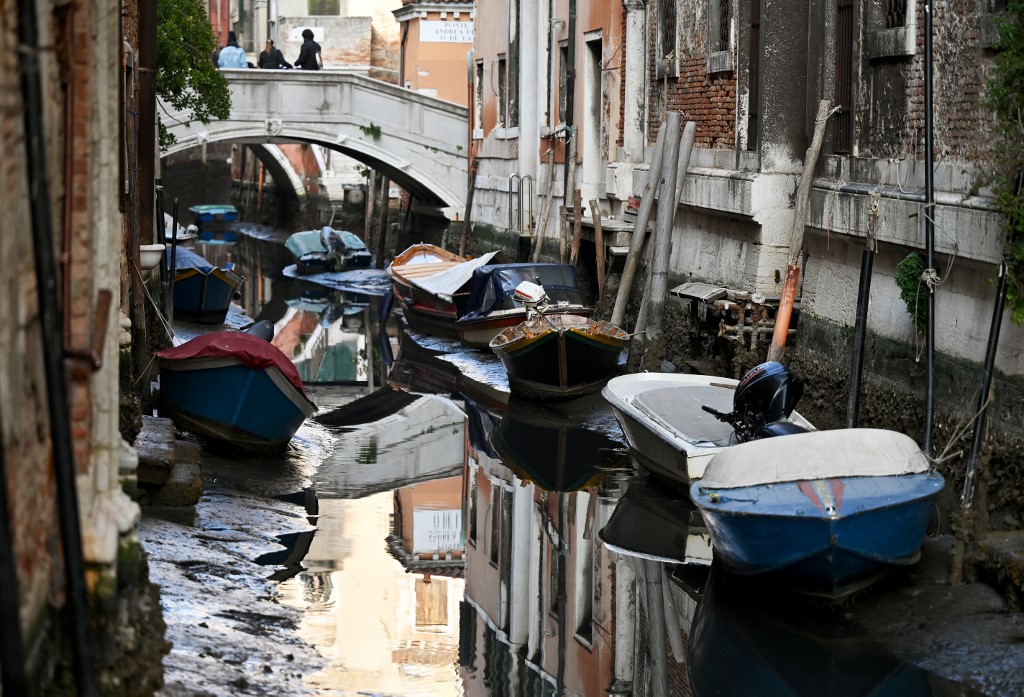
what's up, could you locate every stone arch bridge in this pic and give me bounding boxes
[160,70,469,216]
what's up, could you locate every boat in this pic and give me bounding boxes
[172,247,244,324]
[455,263,590,347]
[385,243,503,338]
[188,204,238,224]
[489,395,627,492]
[688,570,952,696]
[285,227,373,275]
[157,323,317,452]
[188,204,239,243]
[490,310,629,400]
[163,212,198,244]
[602,362,813,488]
[689,428,945,599]
[598,475,712,567]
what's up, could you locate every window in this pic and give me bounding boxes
[308,0,338,15]
[489,486,500,564]
[557,43,568,124]
[833,0,854,154]
[497,55,508,128]
[474,61,484,134]
[507,0,520,129]
[865,0,917,58]
[467,471,478,545]
[708,0,734,73]
[656,0,678,77]
[746,0,760,149]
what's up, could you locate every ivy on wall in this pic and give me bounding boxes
[988,1,1024,323]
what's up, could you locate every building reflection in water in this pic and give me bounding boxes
[277,389,468,695]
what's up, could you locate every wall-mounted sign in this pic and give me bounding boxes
[413,509,463,553]
[419,20,474,44]
[289,26,324,42]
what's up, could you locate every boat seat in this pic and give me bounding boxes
[391,261,463,279]
[634,385,736,446]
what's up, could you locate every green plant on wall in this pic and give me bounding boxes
[987,2,1024,323]
[156,0,230,148]
[359,123,383,141]
[896,252,928,333]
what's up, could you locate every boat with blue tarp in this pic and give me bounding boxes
[172,247,244,324]
[456,263,590,347]
[285,227,373,275]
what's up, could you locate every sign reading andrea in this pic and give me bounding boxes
[419,20,474,43]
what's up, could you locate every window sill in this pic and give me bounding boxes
[707,49,733,74]
[866,26,915,59]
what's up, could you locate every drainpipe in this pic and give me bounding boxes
[17,0,98,689]
[562,0,577,198]
[622,0,647,163]
[138,0,156,245]
[922,0,936,454]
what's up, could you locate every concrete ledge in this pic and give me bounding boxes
[136,416,177,486]
[149,463,204,508]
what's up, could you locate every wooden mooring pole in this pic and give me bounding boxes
[767,100,832,363]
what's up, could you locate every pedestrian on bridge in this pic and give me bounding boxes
[258,39,292,69]
[218,31,248,69]
[294,28,322,70]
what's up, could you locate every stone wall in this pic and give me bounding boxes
[2,0,165,687]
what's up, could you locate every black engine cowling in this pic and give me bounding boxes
[701,361,807,443]
[734,361,803,425]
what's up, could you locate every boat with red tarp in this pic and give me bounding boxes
[157,326,317,451]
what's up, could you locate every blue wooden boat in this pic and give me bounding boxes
[690,429,944,599]
[189,204,238,224]
[285,227,373,274]
[157,330,317,452]
[173,247,244,324]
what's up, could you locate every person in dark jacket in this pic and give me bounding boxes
[258,39,292,69]
[294,28,321,70]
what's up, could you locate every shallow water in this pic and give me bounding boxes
[150,232,1018,696]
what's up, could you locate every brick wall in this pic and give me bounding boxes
[857,0,995,160]
[648,3,738,149]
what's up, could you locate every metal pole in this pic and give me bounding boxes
[847,210,877,428]
[963,260,1008,508]
[846,248,874,427]
[923,0,936,454]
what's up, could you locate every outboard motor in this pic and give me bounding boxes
[514,281,549,318]
[320,226,345,269]
[702,361,808,442]
[244,320,275,342]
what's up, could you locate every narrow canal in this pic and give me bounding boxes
[148,224,1016,696]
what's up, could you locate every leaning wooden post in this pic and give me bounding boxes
[645,112,682,356]
[590,200,606,316]
[610,125,667,327]
[570,189,583,265]
[767,100,832,363]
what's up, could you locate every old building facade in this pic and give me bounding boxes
[2,0,167,689]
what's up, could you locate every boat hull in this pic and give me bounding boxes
[602,373,742,486]
[490,315,628,400]
[690,472,944,598]
[159,357,316,451]
[173,267,243,324]
[458,308,590,348]
[386,244,468,338]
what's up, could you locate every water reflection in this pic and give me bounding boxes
[220,229,983,697]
